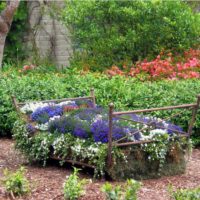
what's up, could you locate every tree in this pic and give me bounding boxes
[0,0,20,69]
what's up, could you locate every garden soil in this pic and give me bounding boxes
[0,138,200,200]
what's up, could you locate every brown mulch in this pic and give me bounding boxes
[0,138,200,200]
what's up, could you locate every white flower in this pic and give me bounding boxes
[35,123,49,131]
[140,134,151,140]
[58,101,76,106]
[149,129,167,138]
[49,115,61,122]
[93,114,103,123]
[20,102,55,113]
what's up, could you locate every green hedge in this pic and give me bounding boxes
[0,71,200,145]
[62,0,200,69]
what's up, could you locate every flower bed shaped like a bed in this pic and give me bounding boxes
[11,90,200,180]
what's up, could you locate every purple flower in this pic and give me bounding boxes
[73,123,89,138]
[48,116,69,134]
[26,124,36,134]
[91,119,126,143]
[31,105,63,124]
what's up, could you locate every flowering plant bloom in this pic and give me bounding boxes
[91,119,127,143]
[48,116,70,134]
[20,102,55,114]
[35,123,49,131]
[30,105,63,124]
[26,124,37,134]
[46,107,185,142]
[22,64,36,72]
[22,102,184,143]
[106,49,200,80]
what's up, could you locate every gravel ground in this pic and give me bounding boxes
[0,138,199,200]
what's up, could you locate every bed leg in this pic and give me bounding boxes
[108,103,114,167]
[90,88,96,108]
[188,94,200,136]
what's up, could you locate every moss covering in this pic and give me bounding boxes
[107,143,189,180]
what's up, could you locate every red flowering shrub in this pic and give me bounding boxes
[21,65,36,73]
[106,49,200,80]
[106,65,125,77]
[184,49,200,60]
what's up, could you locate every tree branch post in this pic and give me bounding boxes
[107,103,114,168]
[188,94,200,135]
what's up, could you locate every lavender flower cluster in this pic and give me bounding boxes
[48,115,90,138]
[30,105,63,124]
[48,108,144,143]
[91,120,126,143]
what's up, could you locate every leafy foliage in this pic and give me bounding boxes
[102,182,122,200]
[124,179,141,200]
[0,1,6,12]
[101,179,141,200]
[63,168,86,200]
[169,185,200,200]
[62,0,200,70]
[1,167,30,197]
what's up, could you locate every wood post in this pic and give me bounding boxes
[188,94,200,135]
[90,88,96,108]
[107,103,114,167]
[11,95,19,112]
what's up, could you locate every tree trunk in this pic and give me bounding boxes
[0,35,6,69]
[0,0,20,69]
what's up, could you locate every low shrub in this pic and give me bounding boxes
[169,185,200,200]
[1,167,30,197]
[102,179,141,200]
[63,168,87,200]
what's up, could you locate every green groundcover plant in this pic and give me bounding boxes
[169,185,200,200]
[1,167,30,198]
[1,70,200,145]
[102,179,141,200]
[63,168,87,200]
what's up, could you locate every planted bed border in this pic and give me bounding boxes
[11,90,200,171]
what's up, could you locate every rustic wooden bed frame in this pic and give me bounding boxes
[11,89,200,170]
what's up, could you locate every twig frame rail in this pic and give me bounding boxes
[11,88,96,109]
[107,94,200,167]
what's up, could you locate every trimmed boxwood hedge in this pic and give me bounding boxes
[0,71,200,145]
